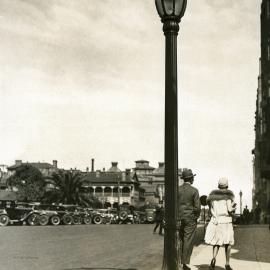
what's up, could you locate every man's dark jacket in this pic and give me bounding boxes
[178,182,201,221]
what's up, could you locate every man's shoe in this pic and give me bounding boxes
[183,264,191,270]
[225,265,233,270]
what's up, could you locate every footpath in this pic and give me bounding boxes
[190,225,270,270]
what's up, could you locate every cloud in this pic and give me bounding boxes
[0,0,261,208]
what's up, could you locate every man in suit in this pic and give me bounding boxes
[178,169,201,270]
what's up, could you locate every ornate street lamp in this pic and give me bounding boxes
[155,1,187,270]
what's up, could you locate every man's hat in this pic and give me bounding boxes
[181,169,196,180]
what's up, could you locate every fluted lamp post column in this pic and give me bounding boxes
[155,1,187,270]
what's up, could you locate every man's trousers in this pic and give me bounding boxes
[179,219,197,265]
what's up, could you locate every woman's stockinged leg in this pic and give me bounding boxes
[210,245,219,268]
[213,245,220,259]
[225,244,231,265]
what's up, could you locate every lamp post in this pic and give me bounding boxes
[239,190,243,216]
[118,179,120,211]
[155,1,187,269]
[157,184,165,204]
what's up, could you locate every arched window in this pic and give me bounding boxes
[122,187,130,197]
[95,187,102,193]
[104,186,111,196]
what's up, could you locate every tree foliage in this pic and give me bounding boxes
[43,170,102,208]
[7,164,45,202]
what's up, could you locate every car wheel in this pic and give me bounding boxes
[140,216,146,224]
[0,214,10,226]
[93,215,103,225]
[73,215,82,225]
[119,211,128,221]
[39,215,49,226]
[83,216,92,225]
[62,214,73,225]
[27,214,39,226]
[50,215,61,226]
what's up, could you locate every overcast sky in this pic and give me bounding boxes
[0,0,261,209]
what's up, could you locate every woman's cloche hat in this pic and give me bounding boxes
[218,177,228,188]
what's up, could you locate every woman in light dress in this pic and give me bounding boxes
[205,178,236,270]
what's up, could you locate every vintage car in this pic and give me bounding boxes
[40,204,90,225]
[62,205,92,225]
[117,205,146,224]
[133,210,147,224]
[31,204,75,226]
[30,204,64,226]
[144,208,156,224]
[91,208,117,224]
[0,201,40,226]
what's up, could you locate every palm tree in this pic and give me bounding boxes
[44,170,101,207]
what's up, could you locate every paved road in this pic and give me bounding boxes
[2,224,267,270]
[0,224,204,270]
[0,224,160,270]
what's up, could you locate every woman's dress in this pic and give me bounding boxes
[205,199,234,246]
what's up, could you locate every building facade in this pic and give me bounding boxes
[252,0,270,223]
[133,160,185,206]
[0,165,12,190]
[8,160,59,191]
[82,162,145,208]
[8,160,59,177]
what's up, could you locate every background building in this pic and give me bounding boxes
[0,165,12,190]
[252,0,270,223]
[82,162,145,208]
[8,160,59,177]
[133,160,185,206]
[8,160,59,191]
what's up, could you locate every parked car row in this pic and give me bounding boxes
[0,201,157,226]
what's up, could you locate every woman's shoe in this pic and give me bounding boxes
[210,258,216,269]
[225,265,233,270]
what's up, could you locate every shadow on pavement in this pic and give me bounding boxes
[230,225,270,264]
[194,265,224,270]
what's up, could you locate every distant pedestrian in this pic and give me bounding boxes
[205,178,236,270]
[243,205,250,225]
[153,205,164,235]
[254,206,261,224]
[178,169,201,270]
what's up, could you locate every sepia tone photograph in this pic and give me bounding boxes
[0,1,269,270]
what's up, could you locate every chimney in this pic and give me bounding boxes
[122,171,126,181]
[103,168,105,172]
[15,160,22,166]
[86,167,89,172]
[158,162,164,168]
[111,162,118,167]
[91,159,94,172]
[96,170,101,178]
[125,169,131,176]
[53,160,58,168]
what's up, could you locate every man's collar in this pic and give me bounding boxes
[184,182,191,185]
